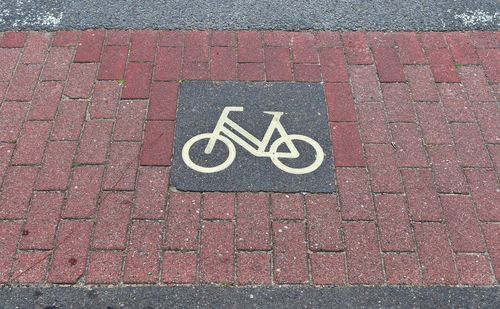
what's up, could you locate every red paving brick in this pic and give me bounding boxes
[0,29,498,287]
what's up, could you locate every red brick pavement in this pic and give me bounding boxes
[0,30,498,286]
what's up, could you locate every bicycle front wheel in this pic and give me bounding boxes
[182,133,236,173]
[269,134,324,175]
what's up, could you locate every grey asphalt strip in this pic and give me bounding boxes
[1,286,499,308]
[0,0,498,31]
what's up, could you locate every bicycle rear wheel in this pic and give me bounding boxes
[182,133,236,173]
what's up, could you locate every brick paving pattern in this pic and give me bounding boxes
[0,30,498,285]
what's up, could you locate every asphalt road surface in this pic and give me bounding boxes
[0,0,499,31]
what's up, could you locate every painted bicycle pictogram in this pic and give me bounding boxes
[182,106,325,174]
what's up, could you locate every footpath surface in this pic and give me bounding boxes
[0,30,499,298]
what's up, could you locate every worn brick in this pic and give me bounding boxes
[401,169,441,221]
[0,167,37,219]
[460,66,495,102]
[264,47,293,81]
[350,65,382,102]
[21,32,50,64]
[330,122,364,167]
[29,84,65,125]
[367,32,396,48]
[74,30,104,62]
[155,47,182,81]
[420,33,447,49]
[342,33,373,64]
[52,31,79,47]
[262,31,290,47]
[273,222,308,284]
[444,32,479,64]
[0,32,26,48]
[314,32,342,48]
[380,83,415,122]
[163,252,197,284]
[375,194,414,252]
[203,192,235,220]
[140,121,175,166]
[357,102,390,143]
[51,99,88,141]
[414,223,458,284]
[6,64,41,101]
[210,31,236,47]
[319,48,349,82]
[0,144,14,183]
[129,30,157,62]
[428,145,468,193]
[0,102,29,142]
[469,32,497,49]
[373,47,405,82]
[123,221,162,283]
[383,253,421,285]
[41,47,74,81]
[238,32,263,63]
[456,255,494,285]
[238,63,265,81]
[478,49,500,83]
[12,121,51,165]
[114,100,148,141]
[451,123,490,167]
[182,62,209,80]
[64,63,98,98]
[10,251,50,283]
[98,45,128,80]
[294,64,321,82]
[158,31,184,47]
[86,252,123,284]
[121,62,153,99]
[483,224,500,281]
[415,102,453,144]
[93,192,132,250]
[441,195,485,253]
[271,193,304,220]
[90,80,121,119]
[427,48,460,82]
[48,221,93,283]
[149,82,178,121]
[37,141,77,190]
[63,166,104,218]
[237,252,271,285]
[437,83,475,122]
[200,222,234,284]
[337,168,374,221]
[324,83,356,122]
[488,145,500,172]
[306,195,342,251]
[390,123,428,167]
[466,169,500,221]
[0,49,20,81]
[105,30,130,46]
[76,120,113,164]
[291,32,318,63]
[473,101,500,144]
[134,166,169,219]
[310,253,346,285]
[184,31,209,62]
[405,65,439,101]
[103,142,141,190]
[164,193,201,250]
[365,144,403,193]
[211,47,237,80]
[0,222,22,282]
[20,192,63,250]
[236,193,271,250]
[344,223,384,284]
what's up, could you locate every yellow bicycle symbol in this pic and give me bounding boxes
[182,106,325,174]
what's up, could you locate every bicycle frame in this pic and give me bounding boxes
[205,107,299,159]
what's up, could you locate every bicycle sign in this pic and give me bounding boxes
[182,106,325,175]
